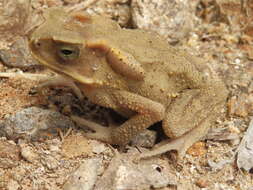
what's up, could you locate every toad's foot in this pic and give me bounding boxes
[136,121,209,160]
[71,115,113,144]
[136,137,187,161]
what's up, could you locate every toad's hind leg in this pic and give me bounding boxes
[138,86,227,160]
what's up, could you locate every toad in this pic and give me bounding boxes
[29,8,228,159]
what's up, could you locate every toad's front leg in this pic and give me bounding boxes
[0,72,83,99]
[72,90,165,145]
[36,74,83,99]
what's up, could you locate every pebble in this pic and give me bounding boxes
[130,129,157,148]
[0,37,38,68]
[42,155,59,170]
[63,157,102,190]
[131,0,196,43]
[61,134,92,158]
[20,144,38,163]
[0,107,76,141]
[237,119,253,172]
[95,153,176,190]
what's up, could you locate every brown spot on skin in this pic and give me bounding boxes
[71,12,92,23]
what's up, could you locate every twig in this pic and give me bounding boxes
[0,72,50,81]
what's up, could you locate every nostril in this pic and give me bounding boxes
[36,42,41,47]
[33,39,41,48]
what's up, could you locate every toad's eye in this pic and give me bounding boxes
[57,45,80,61]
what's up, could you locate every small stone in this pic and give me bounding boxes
[0,107,76,141]
[208,159,233,171]
[42,155,59,170]
[130,129,157,148]
[131,0,196,43]
[195,178,209,188]
[90,140,109,155]
[20,144,38,163]
[63,157,102,190]
[95,154,176,189]
[49,144,60,153]
[61,134,92,158]
[0,37,38,68]
[237,119,253,172]
[227,94,253,117]
[206,127,240,144]
[84,0,131,27]
[187,142,207,156]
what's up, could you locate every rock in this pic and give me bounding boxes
[90,140,111,155]
[0,107,76,141]
[227,93,253,117]
[94,153,176,190]
[61,134,92,158]
[0,37,38,68]
[237,119,253,172]
[63,157,102,190]
[206,127,240,144]
[187,142,207,157]
[130,129,157,148]
[208,159,234,171]
[68,0,131,27]
[195,178,209,188]
[20,144,39,163]
[0,139,20,169]
[41,155,59,170]
[131,0,196,43]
